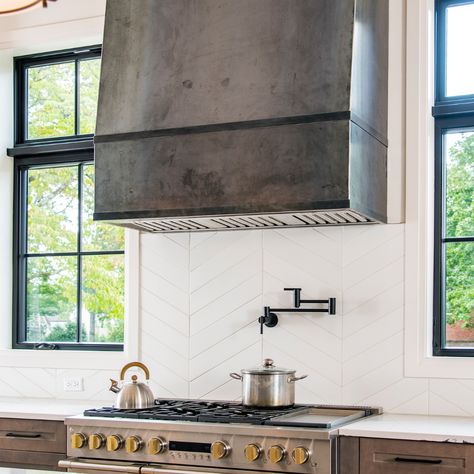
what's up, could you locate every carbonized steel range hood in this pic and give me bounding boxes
[94,0,389,233]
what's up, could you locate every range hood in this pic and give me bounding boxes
[94,0,389,233]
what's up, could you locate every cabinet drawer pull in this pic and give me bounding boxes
[395,456,442,465]
[5,432,42,439]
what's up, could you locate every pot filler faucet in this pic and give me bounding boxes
[258,288,336,334]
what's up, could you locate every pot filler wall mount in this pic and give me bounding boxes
[258,287,336,334]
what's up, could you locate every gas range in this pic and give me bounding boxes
[60,399,382,474]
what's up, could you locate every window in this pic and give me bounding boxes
[12,47,125,351]
[433,0,474,356]
[15,45,101,145]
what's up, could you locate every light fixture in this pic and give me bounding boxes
[0,0,56,15]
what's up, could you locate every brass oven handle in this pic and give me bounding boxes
[59,460,140,473]
[59,460,236,474]
[120,361,150,381]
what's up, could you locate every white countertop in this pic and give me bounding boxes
[0,398,107,421]
[339,413,474,443]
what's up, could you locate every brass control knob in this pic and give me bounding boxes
[244,443,262,462]
[148,437,166,455]
[106,435,124,452]
[268,445,286,463]
[71,432,87,449]
[292,446,310,465]
[210,441,231,459]
[126,436,143,453]
[88,433,106,450]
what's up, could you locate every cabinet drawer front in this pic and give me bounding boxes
[360,438,473,474]
[0,449,65,471]
[0,418,66,453]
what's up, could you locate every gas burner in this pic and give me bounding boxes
[84,398,307,425]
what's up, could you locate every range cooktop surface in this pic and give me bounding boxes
[83,398,374,428]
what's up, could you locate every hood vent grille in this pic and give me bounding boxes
[128,210,374,233]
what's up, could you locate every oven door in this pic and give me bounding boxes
[58,459,266,474]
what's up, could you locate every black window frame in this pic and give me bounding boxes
[433,0,474,356]
[14,44,101,147]
[9,46,125,351]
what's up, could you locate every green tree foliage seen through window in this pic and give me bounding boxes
[444,133,474,330]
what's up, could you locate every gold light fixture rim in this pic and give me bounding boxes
[0,0,56,15]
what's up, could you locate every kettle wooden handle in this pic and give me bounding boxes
[120,361,150,381]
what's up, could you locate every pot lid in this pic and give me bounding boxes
[241,358,296,375]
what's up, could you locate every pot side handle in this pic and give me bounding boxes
[229,372,243,380]
[288,374,308,383]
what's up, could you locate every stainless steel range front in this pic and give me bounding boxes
[59,400,382,474]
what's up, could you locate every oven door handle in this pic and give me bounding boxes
[59,460,234,474]
[58,460,141,473]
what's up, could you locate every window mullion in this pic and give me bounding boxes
[75,58,80,136]
[77,163,83,343]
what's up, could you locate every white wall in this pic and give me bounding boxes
[0,0,474,417]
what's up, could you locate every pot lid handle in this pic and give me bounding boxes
[263,358,274,367]
[120,361,150,381]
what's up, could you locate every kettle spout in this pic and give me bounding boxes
[109,378,121,394]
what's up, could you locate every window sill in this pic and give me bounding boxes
[0,348,129,370]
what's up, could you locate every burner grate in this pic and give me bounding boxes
[84,399,306,425]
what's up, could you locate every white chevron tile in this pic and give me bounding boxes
[141,267,189,315]
[389,391,430,415]
[343,224,404,267]
[142,331,188,378]
[357,378,429,413]
[190,324,260,380]
[142,308,188,354]
[142,351,189,398]
[429,379,474,416]
[0,370,25,397]
[190,297,261,358]
[141,287,188,336]
[0,368,55,398]
[264,230,341,289]
[429,392,471,417]
[343,356,403,403]
[343,308,403,362]
[343,332,403,384]
[343,233,404,290]
[190,231,261,272]
[276,315,342,362]
[201,379,242,401]
[264,327,341,386]
[343,258,404,315]
[343,282,404,337]
[190,275,261,335]
[262,343,342,404]
[273,227,343,267]
[189,342,261,399]
[141,234,189,291]
[163,233,190,249]
[190,252,261,313]
[190,231,217,249]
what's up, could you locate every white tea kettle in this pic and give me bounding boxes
[109,362,155,409]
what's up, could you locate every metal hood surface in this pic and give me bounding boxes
[94,0,389,233]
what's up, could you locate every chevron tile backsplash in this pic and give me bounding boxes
[1,224,471,416]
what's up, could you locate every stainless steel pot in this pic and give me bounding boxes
[230,358,307,407]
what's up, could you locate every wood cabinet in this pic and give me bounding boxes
[0,418,66,471]
[340,437,474,473]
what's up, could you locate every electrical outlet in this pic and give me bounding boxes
[63,377,83,392]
